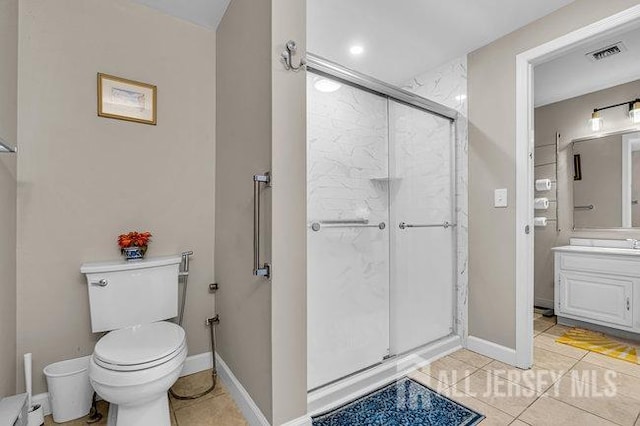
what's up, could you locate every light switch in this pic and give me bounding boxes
[494,188,508,208]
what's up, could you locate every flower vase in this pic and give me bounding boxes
[122,246,146,261]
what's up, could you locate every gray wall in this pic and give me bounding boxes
[468,0,640,349]
[534,79,640,309]
[216,0,307,422]
[0,0,17,399]
[17,0,216,394]
[216,0,274,421]
[270,0,307,423]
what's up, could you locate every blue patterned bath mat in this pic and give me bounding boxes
[312,377,484,426]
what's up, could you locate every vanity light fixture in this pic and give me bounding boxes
[631,100,640,124]
[589,98,640,131]
[589,111,603,132]
[0,137,16,153]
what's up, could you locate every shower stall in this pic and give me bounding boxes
[306,56,459,391]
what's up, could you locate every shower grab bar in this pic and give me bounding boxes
[253,173,271,279]
[574,205,594,211]
[398,221,456,230]
[310,222,386,231]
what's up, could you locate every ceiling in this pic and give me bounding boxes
[308,0,576,85]
[535,22,640,107]
[131,0,231,29]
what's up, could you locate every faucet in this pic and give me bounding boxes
[627,239,640,249]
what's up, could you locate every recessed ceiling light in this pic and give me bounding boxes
[314,79,342,93]
[349,45,364,55]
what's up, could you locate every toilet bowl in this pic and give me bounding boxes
[89,321,187,426]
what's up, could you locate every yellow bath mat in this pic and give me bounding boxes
[556,328,639,364]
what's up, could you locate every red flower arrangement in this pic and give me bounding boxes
[118,231,152,253]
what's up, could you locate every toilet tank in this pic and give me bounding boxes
[80,255,181,332]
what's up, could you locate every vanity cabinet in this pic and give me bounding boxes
[553,246,640,333]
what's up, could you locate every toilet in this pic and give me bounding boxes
[81,255,186,426]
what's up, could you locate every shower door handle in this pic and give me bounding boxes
[253,173,271,279]
[399,221,456,229]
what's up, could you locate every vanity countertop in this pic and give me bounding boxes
[552,245,640,256]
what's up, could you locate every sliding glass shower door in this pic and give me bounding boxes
[307,74,390,390]
[388,100,455,354]
[307,72,456,391]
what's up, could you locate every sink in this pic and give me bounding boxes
[569,238,639,249]
[552,238,640,256]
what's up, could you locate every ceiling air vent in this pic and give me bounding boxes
[587,42,626,61]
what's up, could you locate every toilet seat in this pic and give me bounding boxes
[94,321,185,372]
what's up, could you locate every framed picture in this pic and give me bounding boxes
[97,73,157,125]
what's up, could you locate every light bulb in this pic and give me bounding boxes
[630,101,640,125]
[314,79,341,93]
[349,45,364,55]
[589,111,603,132]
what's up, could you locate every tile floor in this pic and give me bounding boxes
[45,315,640,425]
[44,370,247,426]
[413,314,640,425]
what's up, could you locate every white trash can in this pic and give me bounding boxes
[43,356,93,423]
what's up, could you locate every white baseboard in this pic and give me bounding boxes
[180,351,213,376]
[35,351,217,418]
[466,336,516,365]
[215,353,270,426]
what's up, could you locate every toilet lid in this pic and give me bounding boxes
[94,321,185,368]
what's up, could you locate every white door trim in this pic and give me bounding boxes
[515,5,640,369]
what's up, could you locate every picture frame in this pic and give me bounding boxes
[97,73,157,125]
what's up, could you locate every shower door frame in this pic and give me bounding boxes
[306,54,458,122]
[306,54,464,394]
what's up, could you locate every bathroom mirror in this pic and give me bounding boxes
[572,130,640,229]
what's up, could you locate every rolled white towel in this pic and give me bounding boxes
[534,217,548,227]
[534,198,550,210]
[535,179,552,191]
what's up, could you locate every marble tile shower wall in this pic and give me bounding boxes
[389,101,453,223]
[307,75,389,223]
[403,56,469,339]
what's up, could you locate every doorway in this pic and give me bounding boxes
[515,5,640,368]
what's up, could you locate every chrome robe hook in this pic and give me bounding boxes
[281,40,306,71]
